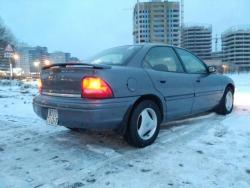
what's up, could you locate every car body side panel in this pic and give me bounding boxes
[92,66,158,97]
[142,66,195,120]
[190,73,224,113]
[216,74,235,92]
[93,66,167,121]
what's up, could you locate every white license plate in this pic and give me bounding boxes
[46,109,58,126]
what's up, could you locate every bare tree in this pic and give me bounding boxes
[0,17,17,46]
[0,17,17,63]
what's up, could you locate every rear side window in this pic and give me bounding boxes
[176,48,207,74]
[84,45,142,65]
[144,47,184,73]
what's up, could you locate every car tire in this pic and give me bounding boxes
[123,100,161,148]
[216,87,234,115]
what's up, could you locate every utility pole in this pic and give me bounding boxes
[3,43,15,88]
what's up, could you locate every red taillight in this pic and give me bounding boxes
[81,77,113,99]
[37,78,42,93]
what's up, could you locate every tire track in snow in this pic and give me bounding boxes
[0,112,230,187]
[77,112,225,173]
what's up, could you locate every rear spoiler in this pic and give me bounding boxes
[42,63,111,70]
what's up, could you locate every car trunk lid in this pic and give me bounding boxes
[40,63,111,97]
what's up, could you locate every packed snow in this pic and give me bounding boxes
[0,74,249,188]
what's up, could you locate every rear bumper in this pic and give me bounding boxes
[33,94,138,130]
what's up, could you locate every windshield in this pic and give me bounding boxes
[83,45,142,65]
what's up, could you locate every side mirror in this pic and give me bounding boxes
[208,66,217,73]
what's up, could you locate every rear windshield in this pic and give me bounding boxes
[83,45,142,65]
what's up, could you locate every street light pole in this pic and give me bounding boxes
[9,56,12,88]
[34,60,40,77]
[37,63,39,75]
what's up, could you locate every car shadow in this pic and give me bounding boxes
[46,127,135,153]
[36,110,217,152]
[160,110,214,130]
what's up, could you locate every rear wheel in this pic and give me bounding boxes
[217,87,234,115]
[123,100,161,148]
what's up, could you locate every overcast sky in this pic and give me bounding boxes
[0,0,249,60]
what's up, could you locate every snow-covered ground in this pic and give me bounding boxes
[0,74,249,188]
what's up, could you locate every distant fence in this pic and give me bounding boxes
[219,65,250,75]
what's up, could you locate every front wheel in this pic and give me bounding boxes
[217,87,234,115]
[123,100,161,148]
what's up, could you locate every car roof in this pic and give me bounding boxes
[131,43,176,48]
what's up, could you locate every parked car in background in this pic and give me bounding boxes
[33,44,234,148]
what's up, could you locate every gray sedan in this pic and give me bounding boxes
[33,44,234,148]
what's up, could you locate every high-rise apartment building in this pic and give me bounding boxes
[50,51,70,64]
[29,46,49,73]
[221,25,250,71]
[15,44,49,76]
[133,0,180,46]
[181,23,212,60]
[15,43,33,76]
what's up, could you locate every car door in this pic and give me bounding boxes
[142,46,194,120]
[175,48,223,114]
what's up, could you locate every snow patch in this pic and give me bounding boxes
[86,144,116,156]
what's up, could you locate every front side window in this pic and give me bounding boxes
[84,45,142,65]
[176,48,207,74]
[144,47,184,73]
